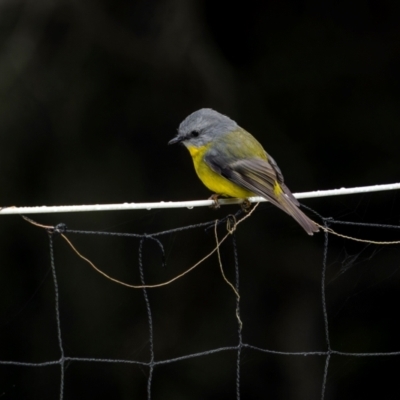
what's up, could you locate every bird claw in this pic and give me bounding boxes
[209,194,221,209]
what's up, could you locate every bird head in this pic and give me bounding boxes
[168,108,238,148]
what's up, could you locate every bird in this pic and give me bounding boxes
[168,108,319,235]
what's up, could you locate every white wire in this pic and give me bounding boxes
[1,182,400,215]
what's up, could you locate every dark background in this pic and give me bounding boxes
[1,1,400,399]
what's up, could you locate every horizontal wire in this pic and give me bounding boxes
[1,182,400,215]
[3,345,400,368]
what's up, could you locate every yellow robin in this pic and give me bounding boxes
[169,108,318,235]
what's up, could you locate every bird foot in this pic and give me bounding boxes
[241,199,252,213]
[209,194,221,209]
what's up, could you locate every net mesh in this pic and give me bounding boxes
[1,203,400,399]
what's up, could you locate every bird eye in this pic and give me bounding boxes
[190,130,199,138]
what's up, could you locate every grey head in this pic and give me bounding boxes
[168,108,238,148]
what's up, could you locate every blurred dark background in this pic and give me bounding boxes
[1,0,400,399]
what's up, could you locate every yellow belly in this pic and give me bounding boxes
[187,145,254,198]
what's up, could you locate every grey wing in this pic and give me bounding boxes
[204,151,288,210]
[204,149,299,208]
[204,150,318,235]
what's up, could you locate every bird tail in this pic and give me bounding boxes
[275,184,319,235]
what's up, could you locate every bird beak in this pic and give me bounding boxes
[168,136,182,145]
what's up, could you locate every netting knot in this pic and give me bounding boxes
[48,223,68,235]
[322,217,334,228]
[226,215,237,234]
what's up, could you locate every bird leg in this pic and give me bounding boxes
[209,193,221,209]
[241,199,252,213]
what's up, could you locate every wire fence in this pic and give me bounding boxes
[1,185,400,399]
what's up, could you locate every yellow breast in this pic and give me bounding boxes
[186,145,254,198]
